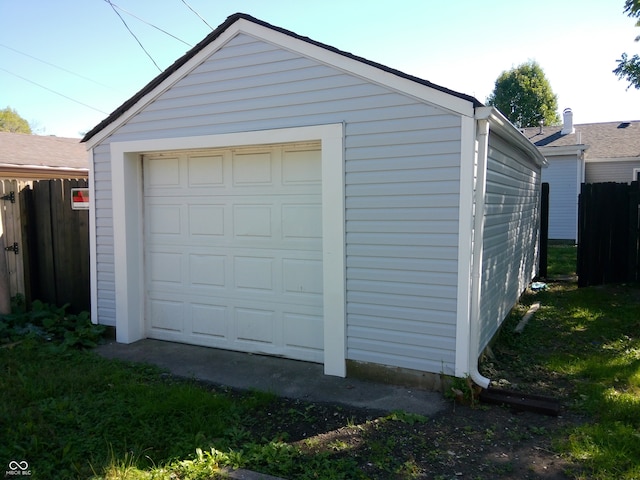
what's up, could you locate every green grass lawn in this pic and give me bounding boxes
[2,246,639,479]
[484,245,640,479]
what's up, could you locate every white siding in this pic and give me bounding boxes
[541,156,580,242]
[479,135,541,351]
[92,33,465,373]
[586,160,640,183]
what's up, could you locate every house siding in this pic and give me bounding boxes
[91,33,465,373]
[586,160,640,183]
[541,156,580,241]
[479,134,541,351]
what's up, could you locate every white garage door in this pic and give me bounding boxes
[143,142,323,363]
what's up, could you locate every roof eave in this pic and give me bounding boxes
[475,107,548,167]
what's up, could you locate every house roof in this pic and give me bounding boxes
[81,12,482,144]
[0,131,87,170]
[523,120,640,159]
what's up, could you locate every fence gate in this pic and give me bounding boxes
[0,180,29,299]
[20,179,90,312]
[577,179,640,287]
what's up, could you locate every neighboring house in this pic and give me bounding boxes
[0,131,88,179]
[523,109,640,243]
[81,13,546,388]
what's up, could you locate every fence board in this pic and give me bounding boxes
[578,181,640,286]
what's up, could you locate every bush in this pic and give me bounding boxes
[0,297,105,349]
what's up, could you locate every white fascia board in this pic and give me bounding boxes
[86,18,475,148]
[475,107,548,167]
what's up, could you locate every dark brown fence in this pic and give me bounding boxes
[19,179,90,312]
[577,180,640,287]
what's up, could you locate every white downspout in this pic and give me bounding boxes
[469,116,491,389]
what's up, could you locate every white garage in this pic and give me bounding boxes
[142,143,324,362]
[82,13,545,387]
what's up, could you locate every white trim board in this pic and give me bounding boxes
[108,124,347,377]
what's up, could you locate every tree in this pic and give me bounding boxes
[0,107,32,134]
[486,61,560,128]
[614,0,640,89]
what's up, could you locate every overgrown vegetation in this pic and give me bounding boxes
[2,247,639,479]
[0,297,105,350]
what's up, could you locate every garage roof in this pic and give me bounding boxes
[81,12,482,144]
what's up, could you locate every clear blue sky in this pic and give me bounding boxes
[1,0,638,138]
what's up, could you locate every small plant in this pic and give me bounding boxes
[387,410,428,425]
[0,299,105,350]
[444,375,481,407]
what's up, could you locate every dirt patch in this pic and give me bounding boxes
[233,390,584,479]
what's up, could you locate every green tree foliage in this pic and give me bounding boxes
[614,0,640,89]
[0,106,32,134]
[486,61,560,128]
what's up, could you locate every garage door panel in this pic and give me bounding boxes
[189,254,226,288]
[188,205,225,236]
[191,303,228,339]
[282,204,322,239]
[234,256,273,291]
[144,143,323,363]
[146,157,181,187]
[282,258,323,296]
[233,152,273,185]
[188,154,224,186]
[282,149,322,184]
[149,298,184,332]
[284,312,323,353]
[148,251,183,285]
[233,204,273,237]
[148,204,182,235]
[235,307,276,344]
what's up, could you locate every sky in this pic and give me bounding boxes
[1,0,639,138]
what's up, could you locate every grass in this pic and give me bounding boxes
[545,243,577,278]
[2,245,640,479]
[484,245,640,479]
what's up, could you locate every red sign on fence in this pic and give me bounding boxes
[71,188,89,210]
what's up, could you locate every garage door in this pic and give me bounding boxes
[143,142,323,363]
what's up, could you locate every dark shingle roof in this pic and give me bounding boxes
[523,120,640,158]
[82,12,482,144]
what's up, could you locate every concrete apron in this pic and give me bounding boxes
[95,339,447,416]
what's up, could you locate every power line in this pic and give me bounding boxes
[0,43,112,89]
[106,2,192,47]
[104,0,162,72]
[0,67,109,114]
[180,0,213,30]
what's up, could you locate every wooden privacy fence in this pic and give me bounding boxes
[577,180,640,287]
[1,179,90,312]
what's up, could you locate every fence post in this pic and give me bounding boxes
[538,182,549,278]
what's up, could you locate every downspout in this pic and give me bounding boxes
[468,115,491,389]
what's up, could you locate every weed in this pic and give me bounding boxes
[387,410,427,425]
